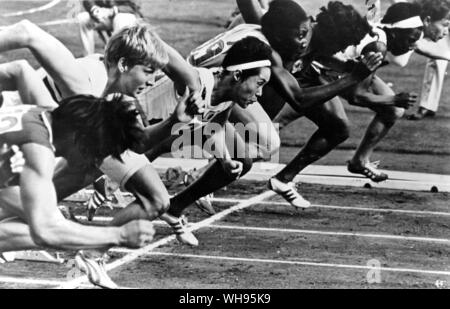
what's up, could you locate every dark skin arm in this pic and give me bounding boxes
[236,0,265,24]
[269,49,382,113]
[236,0,382,112]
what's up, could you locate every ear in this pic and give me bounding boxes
[117,57,128,73]
[422,16,431,27]
[233,70,242,82]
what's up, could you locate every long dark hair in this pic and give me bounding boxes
[52,94,144,168]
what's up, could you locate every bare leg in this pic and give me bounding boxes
[169,123,253,217]
[350,76,404,166]
[275,96,350,182]
[110,164,170,226]
[0,61,57,108]
[0,20,91,97]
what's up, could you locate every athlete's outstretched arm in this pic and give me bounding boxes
[415,38,450,61]
[19,143,154,250]
[162,42,202,94]
[0,61,57,109]
[0,20,91,98]
[269,51,383,113]
[236,0,265,24]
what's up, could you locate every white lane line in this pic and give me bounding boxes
[0,276,63,286]
[57,190,276,289]
[68,192,450,217]
[110,250,450,277]
[206,224,450,244]
[77,216,450,245]
[2,0,61,17]
[0,276,134,289]
[38,18,75,27]
[212,197,450,217]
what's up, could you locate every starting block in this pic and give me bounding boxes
[5,251,65,264]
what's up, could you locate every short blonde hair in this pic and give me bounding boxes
[104,23,169,70]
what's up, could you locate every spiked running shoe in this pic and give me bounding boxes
[74,251,118,289]
[160,213,199,246]
[85,176,110,221]
[347,161,388,183]
[268,178,311,209]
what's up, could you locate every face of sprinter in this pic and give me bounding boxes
[285,19,313,59]
[119,62,159,97]
[390,28,423,55]
[232,67,271,109]
[424,16,450,42]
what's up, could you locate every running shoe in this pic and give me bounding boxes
[74,251,118,289]
[160,213,199,246]
[347,160,389,183]
[268,178,311,209]
[86,176,110,221]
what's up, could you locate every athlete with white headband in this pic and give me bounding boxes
[120,37,275,245]
[273,1,424,183]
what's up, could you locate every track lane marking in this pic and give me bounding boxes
[57,190,276,289]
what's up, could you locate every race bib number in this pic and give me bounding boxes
[0,106,28,135]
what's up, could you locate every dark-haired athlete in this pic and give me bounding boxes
[0,60,155,288]
[187,0,383,207]
[273,1,424,182]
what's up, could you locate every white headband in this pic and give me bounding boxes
[381,16,423,29]
[225,60,272,72]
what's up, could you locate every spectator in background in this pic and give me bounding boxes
[77,0,143,55]
[408,0,450,120]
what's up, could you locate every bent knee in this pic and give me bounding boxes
[379,107,405,125]
[325,118,350,142]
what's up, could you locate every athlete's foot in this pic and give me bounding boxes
[74,251,118,289]
[268,178,311,209]
[183,169,216,215]
[85,176,110,221]
[160,213,199,246]
[347,160,388,183]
